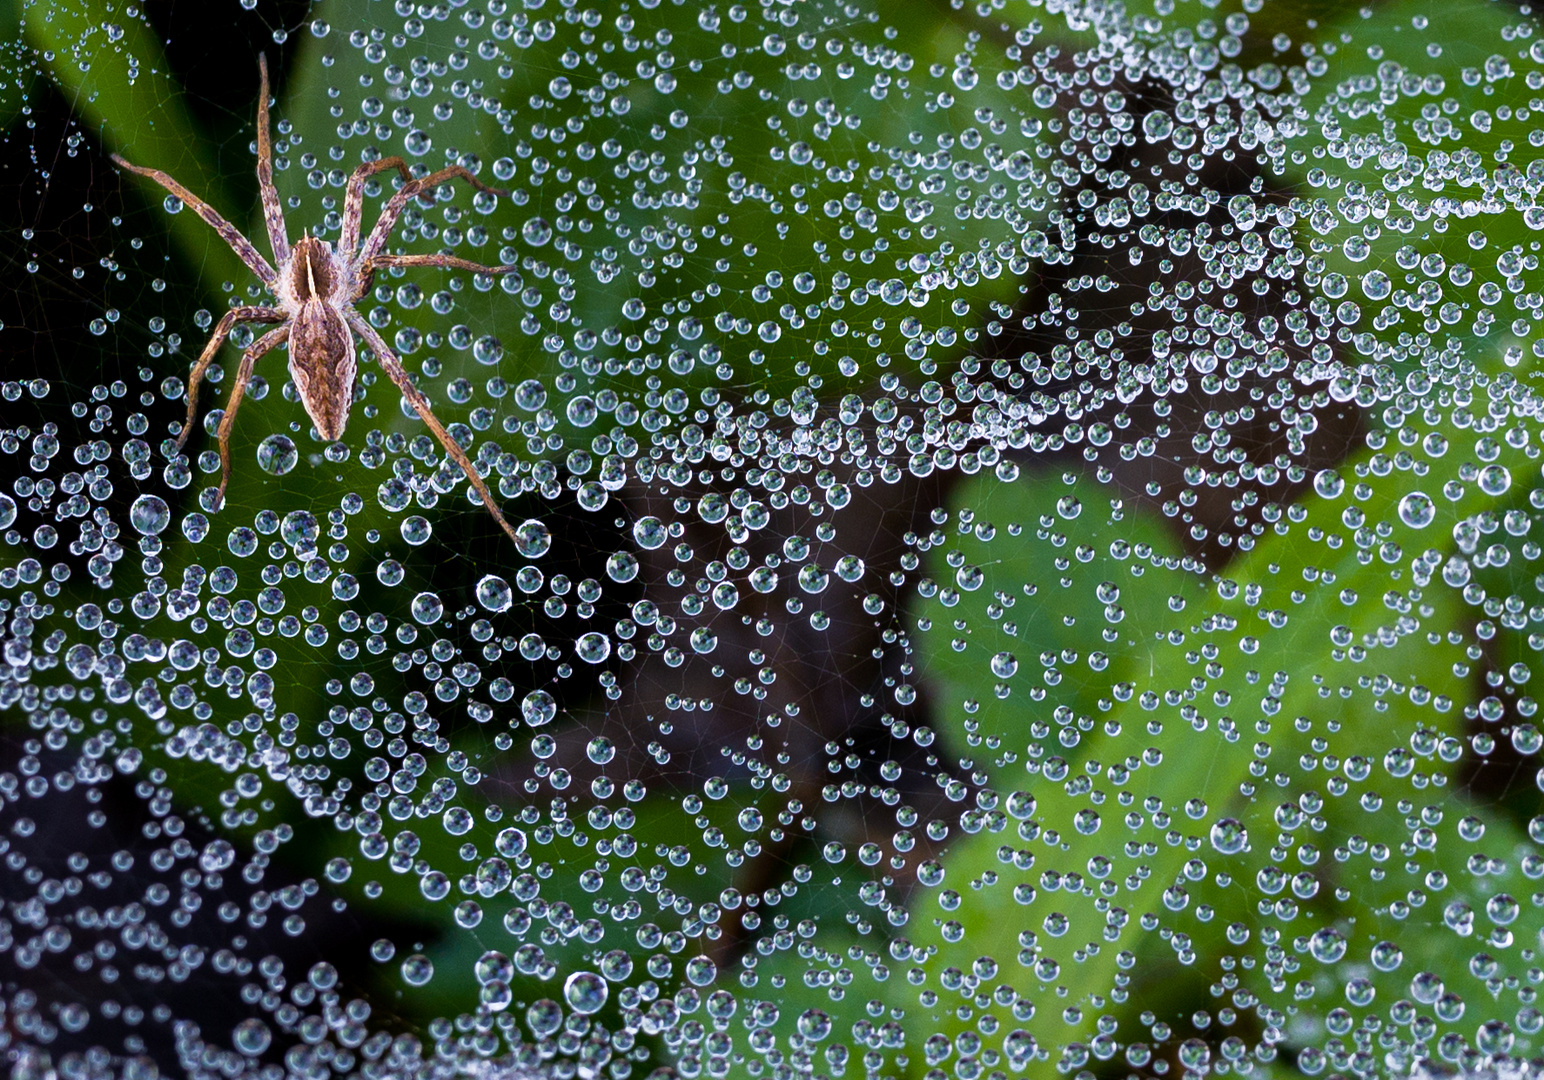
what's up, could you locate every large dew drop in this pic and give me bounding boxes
[514,518,551,558]
[129,493,171,535]
[563,971,608,1015]
[255,433,297,476]
[476,574,513,612]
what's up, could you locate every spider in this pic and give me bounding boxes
[110,54,521,544]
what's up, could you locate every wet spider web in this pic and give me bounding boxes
[3,0,1544,1078]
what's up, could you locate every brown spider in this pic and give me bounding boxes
[110,55,521,544]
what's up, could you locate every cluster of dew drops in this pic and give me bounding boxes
[14,0,1544,1077]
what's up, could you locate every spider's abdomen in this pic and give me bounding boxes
[289,300,357,442]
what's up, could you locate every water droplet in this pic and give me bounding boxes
[411,591,444,624]
[1479,464,1511,496]
[633,516,668,549]
[563,971,608,1014]
[606,551,639,582]
[129,494,170,535]
[522,689,557,727]
[955,565,984,592]
[1397,492,1435,528]
[256,434,299,480]
[514,379,547,410]
[401,953,434,986]
[473,335,503,365]
[495,827,527,857]
[599,949,632,981]
[1142,111,1173,142]
[1360,269,1392,300]
[477,574,513,612]
[232,1018,271,1056]
[401,515,433,545]
[280,509,318,550]
[797,1009,832,1041]
[1209,817,1248,855]
[522,217,553,246]
[527,999,563,1037]
[566,395,598,427]
[575,632,612,664]
[1308,928,1347,964]
[515,518,552,558]
[476,951,512,985]
[404,129,432,156]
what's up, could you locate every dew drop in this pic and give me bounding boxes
[129,494,170,535]
[521,689,557,727]
[574,631,612,664]
[477,574,513,612]
[599,949,633,981]
[797,1009,832,1041]
[397,515,431,546]
[514,379,547,410]
[1209,817,1248,855]
[232,1018,271,1056]
[515,518,552,558]
[411,591,444,624]
[1360,269,1392,300]
[633,516,668,549]
[522,217,553,246]
[566,395,598,427]
[401,953,434,986]
[563,971,608,1014]
[1142,111,1173,142]
[495,827,527,857]
[1397,492,1435,529]
[1478,464,1511,496]
[606,551,639,582]
[527,999,563,1037]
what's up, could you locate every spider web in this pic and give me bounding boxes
[4,0,1544,1078]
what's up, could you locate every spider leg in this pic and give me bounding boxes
[355,165,508,268]
[213,324,291,510]
[339,155,415,257]
[353,252,517,300]
[109,154,279,289]
[345,310,519,544]
[255,55,289,266]
[177,305,286,453]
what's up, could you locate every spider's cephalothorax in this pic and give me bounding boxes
[109,54,522,544]
[283,234,357,442]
